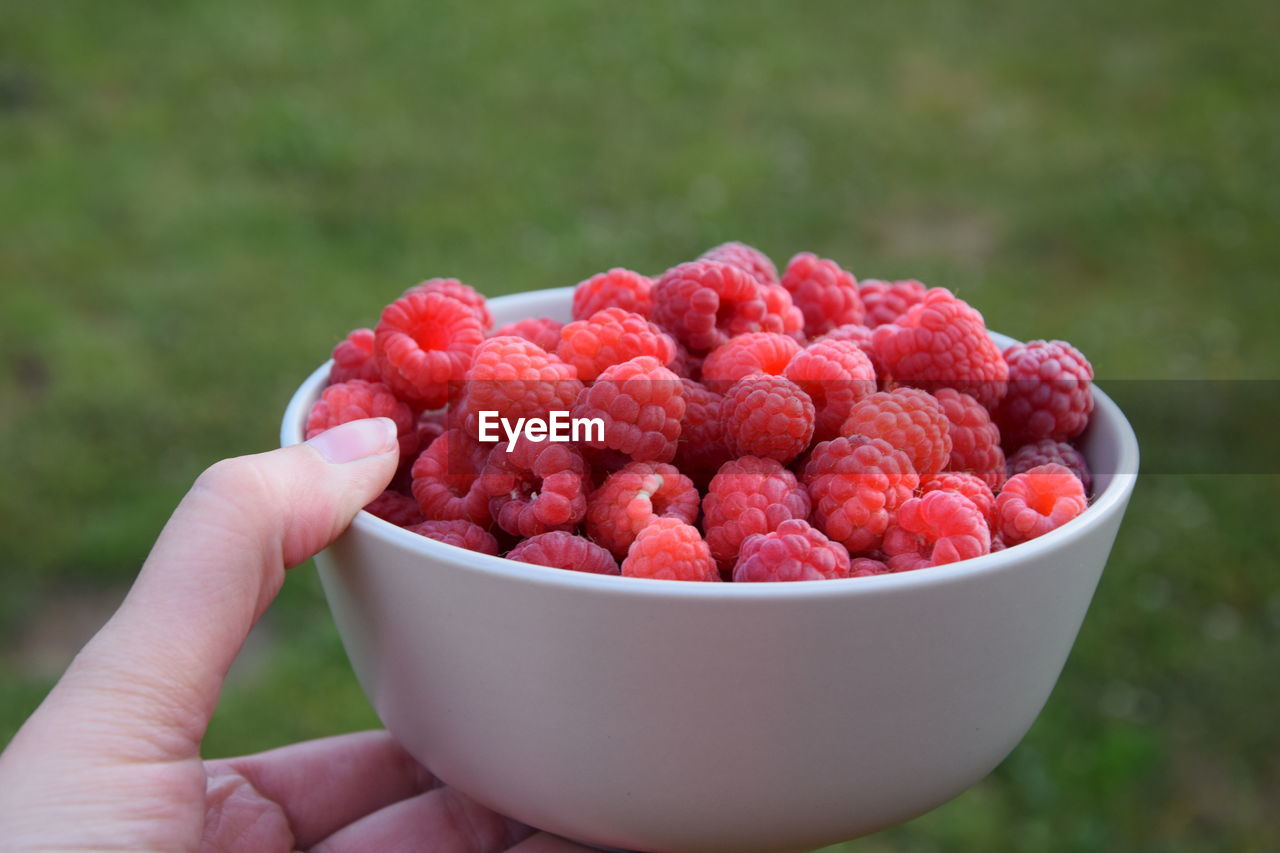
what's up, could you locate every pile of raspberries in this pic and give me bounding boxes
[306,243,1096,582]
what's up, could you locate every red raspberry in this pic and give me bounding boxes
[491,317,564,353]
[883,490,991,572]
[701,332,802,393]
[571,356,684,463]
[842,387,952,477]
[1007,439,1092,493]
[699,241,778,287]
[621,517,720,582]
[572,268,653,321]
[816,323,889,384]
[585,461,699,558]
[996,340,1094,446]
[995,463,1088,545]
[405,278,493,330]
[934,388,1006,489]
[858,279,927,327]
[673,378,731,485]
[721,374,815,464]
[780,252,864,337]
[480,440,589,537]
[410,429,493,526]
[460,336,583,440]
[703,456,812,571]
[650,261,800,355]
[375,291,485,409]
[851,557,891,577]
[506,531,620,575]
[803,435,920,555]
[406,519,499,555]
[414,410,448,451]
[733,518,852,582]
[557,308,677,382]
[306,380,417,460]
[364,490,425,527]
[920,472,996,528]
[667,341,704,381]
[870,287,1008,409]
[328,328,381,385]
[783,339,877,442]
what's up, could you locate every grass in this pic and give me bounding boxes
[2,1,1278,849]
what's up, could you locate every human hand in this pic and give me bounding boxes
[0,418,595,852]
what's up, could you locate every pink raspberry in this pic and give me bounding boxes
[1007,439,1092,493]
[996,340,1094,446]
[870,287,1008,409]
[460,336,583,440]
[491,317,564,353]
[572,268,653,320]
[842,387,952,477]
[858,279,927,327]
[883,490,991,572]
[667,341,704,381]
[995,463,1088,545]
[414,410,448,451]
[780,252,864,337]
[480,440,589,537]
[571,356,684,463]
[733,518,852,582]
[816,323,889,384]
[701,332,802,393]
[557,308,677,382]
[851,557,891,577]
[703,456,812,571]
[699,241,778,287]
[783,339,877,442]
[374,291,485,409]
[404,278,493,330]
[721,374,815,464]
[328,328,381,384]
[506,531,620,575]
[920,472,996,528]
[934,388,1006,489]
[803,435,920,555]
[621,517,720,582]
[364,490,425,527]
[585,461,700,559]
[673,378,731,485]
[410,429,493,526]
[406,519,499,555]
[306,379,417,460]
[650,261,800,355]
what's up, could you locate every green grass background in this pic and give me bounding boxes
[2,1,1278,850]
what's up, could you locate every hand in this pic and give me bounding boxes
[0,419,594,852]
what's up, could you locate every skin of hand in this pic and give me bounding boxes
[0,418,596,853]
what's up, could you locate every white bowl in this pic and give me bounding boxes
[281,287,1138,853]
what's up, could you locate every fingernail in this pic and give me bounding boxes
[307,418,398,464]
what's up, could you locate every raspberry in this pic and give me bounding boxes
[920,472,996,528]
[305,380,417,460]
[405,278,493,329]
[933,388,1006,489]
[883,490,991,572]
[870,287,1008,409]
[374,291,485,409]
[667,341,703,381]
[701,332,802,393]
[571,356,684,463]
[816,323,889,384]
[406,519,499,555]
[783,339,877,442]
[780,252,864,337]
[1007,439,1092,493]
[572,268,653,321]
[721,374,815,464]
[699,241,778,287]
[995,463,1088,545]
[803,435,920,555]
[507,531,620,575]
[585,461,699,558]
[650,261,800,355]
[364,490,425,527]
[491,317,564,353]
[480,440,589,537]
[996,340,1094,446]
[328,328,381,385]
[858,279,927,327]
[414,410,448,451]
[621,517,719,582]
[557,308,677,382]
[410,429,493,526]
[673,378,731,485]
[703,456,812,571]
[460,336,583,440]
[851,557,891,577]
[733,518,852,582]
[842,387,952,477]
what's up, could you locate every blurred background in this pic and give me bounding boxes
[2,1,1277,850]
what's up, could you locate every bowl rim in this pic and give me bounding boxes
[283,288,1139,600]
